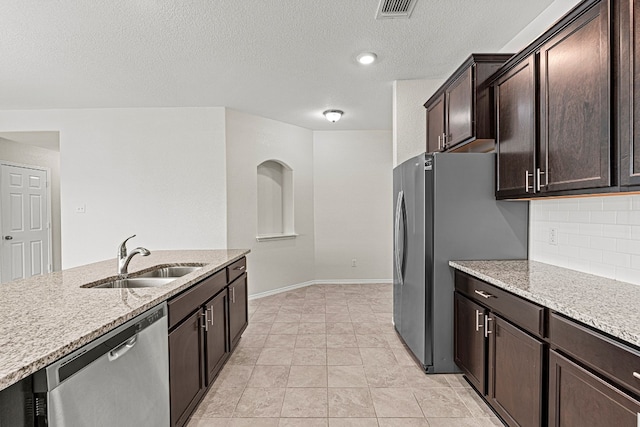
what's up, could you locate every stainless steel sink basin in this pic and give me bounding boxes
[135,266,203,278]
[90,277,176,289]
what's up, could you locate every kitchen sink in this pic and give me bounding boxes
[90,277,176,289]
[135,265,203,278]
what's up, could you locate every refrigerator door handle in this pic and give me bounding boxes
[394,190,405,285]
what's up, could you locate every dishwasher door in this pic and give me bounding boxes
[43,303,170,427]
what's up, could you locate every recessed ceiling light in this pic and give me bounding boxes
[323,110,344,123]
[356,52,377,65]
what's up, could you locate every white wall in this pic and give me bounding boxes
[0,108,228,268]
[0,138,62,271]
[530,196,640,285]
[225,109,316,295]
[313,130,393,282]
[392,79,444,167]
[499,0,583,53]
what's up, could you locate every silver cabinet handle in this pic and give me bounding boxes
[234,265,246,271]
[231,286,236,304]
[474,290,494,299]
[437,135,442,150]
[485,316,493,338]
[525,170,535,193]
[200,311,208,332]
[3,236,12,240]
[475,309,484,332]
[207,305,214,326]
[633,372,640,380]
[442,132,447,150]
[536,168,546,192]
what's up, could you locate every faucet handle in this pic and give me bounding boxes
[118,235,136,257]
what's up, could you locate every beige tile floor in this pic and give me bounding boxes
[187,283,502,427]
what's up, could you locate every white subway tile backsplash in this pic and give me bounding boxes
[603,196,631,211]
[568,211,590,223]
[590,211,617,224]
[530,195,640,286]
[567,234,589,247]
[616,239,640,255]
[590,236,617,252]
[617,210,640,225]
[603,224,632,239]
[578,247,603,263]
[602,251,631,268]
[579,198,603,211]
[549,210,570,222]
[578,223,603,236]
[557,199,581,211]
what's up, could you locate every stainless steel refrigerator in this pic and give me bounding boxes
[393,152,528,373]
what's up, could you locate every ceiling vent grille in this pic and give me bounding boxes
[376,0,418,19]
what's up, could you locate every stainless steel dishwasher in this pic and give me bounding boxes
[34,303,170,426]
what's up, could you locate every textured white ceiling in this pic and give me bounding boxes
[0,0,553,130]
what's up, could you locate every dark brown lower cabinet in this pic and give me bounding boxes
[205,290,229,385]
[168,257,249,427]
[169,310,205,427]
[453,292,487,393]
[549,350,640,426]
[229,273,248,350]
[488,315,544,427]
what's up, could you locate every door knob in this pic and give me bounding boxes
[3,236,12,240]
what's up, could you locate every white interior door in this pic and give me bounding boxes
[0,164,50,283]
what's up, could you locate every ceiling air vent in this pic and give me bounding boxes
[376,0,418,19]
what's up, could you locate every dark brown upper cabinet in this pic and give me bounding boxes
[426,94,445,153]
[493,0,613,199]
[539,0,610,193]
[495,55,537,198]
[618,0,640,187]
[424,54,512,154]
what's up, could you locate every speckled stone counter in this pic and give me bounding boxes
[0,249,249,392]
[449,260,640,348]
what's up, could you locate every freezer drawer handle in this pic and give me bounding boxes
[108,336,137,362]
[474,290,494,299]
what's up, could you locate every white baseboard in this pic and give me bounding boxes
[248,279,392,300]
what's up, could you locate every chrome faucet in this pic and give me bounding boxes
[117,235,150,276]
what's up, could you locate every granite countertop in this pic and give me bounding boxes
[0,249,249,392]
[449,260,640,348]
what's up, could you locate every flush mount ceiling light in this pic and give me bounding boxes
[323,110,344,123]
[356,52,378,65]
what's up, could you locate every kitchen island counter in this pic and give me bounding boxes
[0,249,249,392]
[449,259,640,348]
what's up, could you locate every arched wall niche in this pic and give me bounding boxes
[256,159,296,241]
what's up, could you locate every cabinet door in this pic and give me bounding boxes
[453,292,487,393]
[549,350,640,427]
[228,273,248,350]
[426,94,445,153]
[619,0,640,186]
[539,0,610,192]
[495,56,536,198]
[169,310,206,427]
[488,314,544,427]
[205,290,229,385]
[446,65,474,148]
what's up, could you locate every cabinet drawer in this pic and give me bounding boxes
[455,271,544,337]
[549,312,640,396]
[227,257,246,283]
[168,270,226,330]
